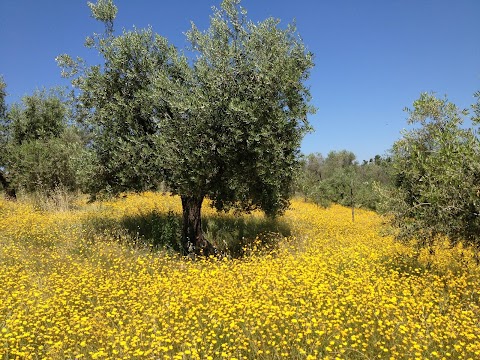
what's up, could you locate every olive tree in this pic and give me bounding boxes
[0,87,88,195]
[380,92,480,253]
[57,0,314,255]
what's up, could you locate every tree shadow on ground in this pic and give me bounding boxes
[84,209,291,258]
[202,214,291,257]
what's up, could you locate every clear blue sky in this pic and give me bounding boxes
[1,0,479,162]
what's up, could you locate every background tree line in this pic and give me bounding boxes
[295,150,392,211]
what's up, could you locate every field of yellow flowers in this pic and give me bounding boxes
[1,192,479,360]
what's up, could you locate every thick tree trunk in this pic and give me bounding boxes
[0,171,16,200]
[181,194,215,256]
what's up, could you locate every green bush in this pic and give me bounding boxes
[379,92,480,252]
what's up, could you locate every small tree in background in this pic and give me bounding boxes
[296,150,357,208]
[296,150,392,211]
[57,0,315,255]
[0,87,88,195]
[379,92,480,254]
[296,153,328,205]
[321,150,357,206]
[356,155,392,211]
[0,77,16,199]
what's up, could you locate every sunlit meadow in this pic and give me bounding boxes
[1,192,479,359]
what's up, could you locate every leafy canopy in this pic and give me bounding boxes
[157,0,315,215]
[0,87,89,194]
[57,0,315,217]
[380,92,480,250]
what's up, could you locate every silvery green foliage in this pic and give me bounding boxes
[59,24,179,194]
[157,1,315,216]
[87,0,117,35]
[58,0,314,214]
[1,88,88,194]
[473,91,480,125]
[380,93,480,251]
